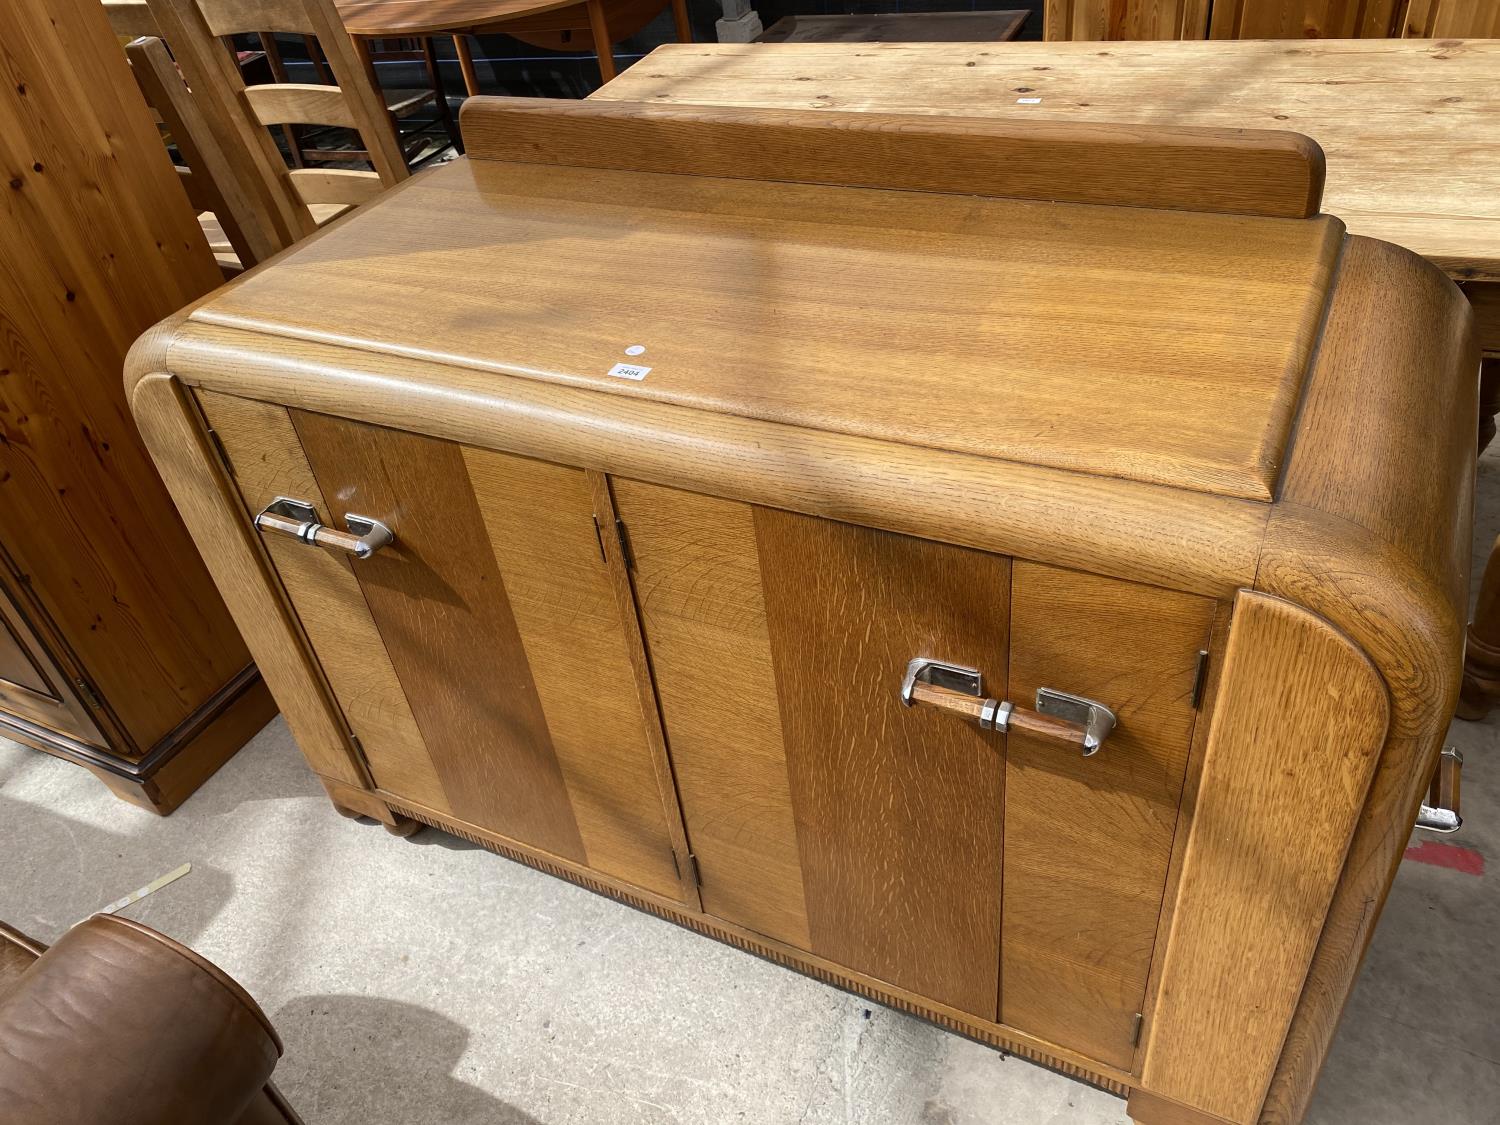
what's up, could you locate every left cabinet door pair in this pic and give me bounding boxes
[200,391,689,901]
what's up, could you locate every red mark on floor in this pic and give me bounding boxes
[1404,839,1485,876]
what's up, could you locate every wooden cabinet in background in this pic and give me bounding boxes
[127,100,1476,1123]
[0,0,275,812]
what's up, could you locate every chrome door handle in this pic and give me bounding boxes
[254,497,393,560]
[900,657,1117,756]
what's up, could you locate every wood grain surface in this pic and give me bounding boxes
[459,97,1325,219]
[291,412,587,861]
[757,11,1029,43]
[1142,593,1387,1123]
[191,157,1342,502]
[1209,0,1401,37]
[465,448,682,898]
[1002,563,1215,1068]
[1400,0,1500,36]
[611,480,811,947]
[163,319,1270,602]
[1254,237,1475,1125]
[1044,0,1210,39]
[594,39,1500,281]
[129,370,366,789]
[199,390,451,812]
[756,508,1008,1019]
[0,0,257,782]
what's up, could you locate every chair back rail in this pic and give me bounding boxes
[144,0,407,250]
[123,33,280,267]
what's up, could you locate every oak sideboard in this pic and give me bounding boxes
[127,99,1477,1124]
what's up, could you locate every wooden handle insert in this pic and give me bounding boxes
[908,681,1091,750]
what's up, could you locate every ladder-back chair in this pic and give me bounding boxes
[146,0,410,249]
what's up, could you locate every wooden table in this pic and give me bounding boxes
[339,0,691,89]
[598,36,1500,716]
[597,39,1500,286]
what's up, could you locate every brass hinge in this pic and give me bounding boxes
[73,678,103,709]
[1131,1012,1145,1048]
[1191,649,1210,709]
[673,850,701,887]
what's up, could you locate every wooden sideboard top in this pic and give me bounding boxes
[190,150,1341,503]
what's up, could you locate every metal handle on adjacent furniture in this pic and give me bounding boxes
[1415,747,1463,834]
[254,497,393,560]
[900,657,1117,756]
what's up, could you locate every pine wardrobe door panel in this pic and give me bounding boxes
[1002,562,1216,1068]
[611,480,812,947]
[462,449,684,899]
[0,580,103,745]
[753,508,1008,1021]
[199,391,450,812]
[288,411,587,863]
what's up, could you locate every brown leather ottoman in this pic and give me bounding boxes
[0,915,301,1125]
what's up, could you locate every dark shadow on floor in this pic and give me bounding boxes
[272,995,543,1124]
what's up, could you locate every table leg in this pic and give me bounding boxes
[1460,357,1500,721]
[586,0,617,83]
[422,36,464,154]
[1479,356,1500,453]
[453,34,480,97]
[671,0,693,42]
[1460,532,1500,720]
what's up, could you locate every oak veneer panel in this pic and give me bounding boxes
[464,448,682,899]
[290,411,586,862]
[459,98,1324,220]
[755,509,1007,1020]
[1001,563,1215,1069]
[610,480,811,947]
[192,157,1343,502]
[0,583,100,743]
[198,391,450,812]
[1142,592,1388,1123]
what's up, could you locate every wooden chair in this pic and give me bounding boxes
[124,34,276,274]
[145,0,410,251]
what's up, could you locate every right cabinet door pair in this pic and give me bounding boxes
[612,479,1218,1069]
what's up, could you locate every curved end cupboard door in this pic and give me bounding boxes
[613,478,1217,1059]
[198,390,692,902]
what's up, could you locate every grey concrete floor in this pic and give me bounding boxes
[4,456,1500,1124]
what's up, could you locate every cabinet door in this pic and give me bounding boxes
[614,479,1008,1020]
[1002,562,1215,1068]
[0,581,103,745]
[201,392,686,901]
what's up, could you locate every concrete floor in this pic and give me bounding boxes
[4,462,1500,1125]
